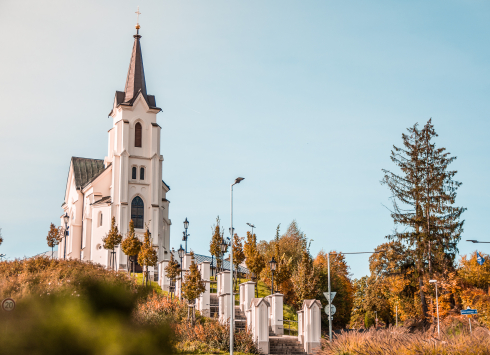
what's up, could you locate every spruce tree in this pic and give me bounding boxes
[381,119,465,320]
[46,223,61,259]
[138,228,158,286]
[121,220,142,276]
[103,217,123,270]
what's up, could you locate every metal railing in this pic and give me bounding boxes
[283,320,298,336]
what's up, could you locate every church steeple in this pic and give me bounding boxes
[124,32,147,103]
[109,12,160,117]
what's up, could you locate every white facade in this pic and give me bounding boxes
[58,29,171,270]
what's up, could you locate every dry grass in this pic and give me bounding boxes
[321,324,490,355]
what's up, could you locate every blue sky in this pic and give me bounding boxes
[0,1,489,278]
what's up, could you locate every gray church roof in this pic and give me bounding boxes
[71,157,105,190]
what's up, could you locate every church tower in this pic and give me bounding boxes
[60,21,171,271]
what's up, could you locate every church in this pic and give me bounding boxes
[58,23,171,272]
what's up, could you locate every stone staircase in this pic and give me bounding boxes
[269,336,307,355]
[235,306,247,331]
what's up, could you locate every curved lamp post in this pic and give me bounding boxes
[63,213,70,259]
[178,244,185,300]
[230,177,244,355]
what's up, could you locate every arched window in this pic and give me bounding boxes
[131,196,144,229]
[135,122,142,147]
[132,166,137,179]
[140,167,145,180]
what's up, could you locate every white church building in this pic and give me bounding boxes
[58,25,171,271]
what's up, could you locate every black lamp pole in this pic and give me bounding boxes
[63,213,70,259]
[183,218,189,253]
[269,256,277,295]
[178,244,185,300]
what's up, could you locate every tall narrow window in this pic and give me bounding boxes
[131,196,144,229]
[140,167,145,180]
[132,167,137,179]
[135,122,142,147]
[99,212,103,227]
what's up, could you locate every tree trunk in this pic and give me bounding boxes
[419,276,428,322]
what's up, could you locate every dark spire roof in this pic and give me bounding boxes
[109,29,161,116]
[124,34,147,102]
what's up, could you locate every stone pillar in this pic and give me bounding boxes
[302,300,321,354]
[219,293,232,324]
[218,271,230,295]
[183,253,193,271]
[159,260,170,291]
[251,298,270,354]
[270,293,284,336]
[198,261,211,317]
[297,310,304,344]
[243,281,255,313]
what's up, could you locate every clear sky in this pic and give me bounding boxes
[0,0,489,279]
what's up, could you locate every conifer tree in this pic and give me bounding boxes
[121,220,142,276]
[232,233,246,290]
[165,253,180,299]
[138,228,158,286]
[209,216,226,273]
[244,230,265,297]
[46,223,61,259]
[292,250,319,309]
[381,119,465,320]
[103,217,123,270]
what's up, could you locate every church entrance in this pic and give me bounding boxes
[128,255,143,273]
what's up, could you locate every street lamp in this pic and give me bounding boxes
[230,176,244,355]
[326,250,384,341]
[183,218,190,253]
[221,237,228,273]
[429,279,440,337]
[63,213,70,259]
[178,244,185,300]
[269,256,277,295]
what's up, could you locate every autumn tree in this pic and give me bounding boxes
[210,216,226,275]
[121,220,142,276]
[459,251,490,291]
[232,233,245,290]
[46,223,61,259]
[244,231,265,297]
[182,255,206,320]
[315,251,354,328]
[165,253,181,299]
[138,228,158,286]
[292,250,319,309]
[103,217,123,270]
[381,119,465,320]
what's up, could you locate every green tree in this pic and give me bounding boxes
[291,250,319,309]
[244,231,265,297]
[46,223,61,259]
[232,233,245,290]
[138,228,158,286]
[103,217,123,270]
[210,216,226,274]
[121,220,142,277]
[381,119,465,320]
[165,253,180,299]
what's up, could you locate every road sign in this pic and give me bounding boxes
[461,308,478,315]
[324,304,336,315]
[323,292,336,303]
[1,298,15,312]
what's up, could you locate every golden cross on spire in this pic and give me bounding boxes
[135,6,141,31]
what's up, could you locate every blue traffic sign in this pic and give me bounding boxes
[461,309,477,315]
